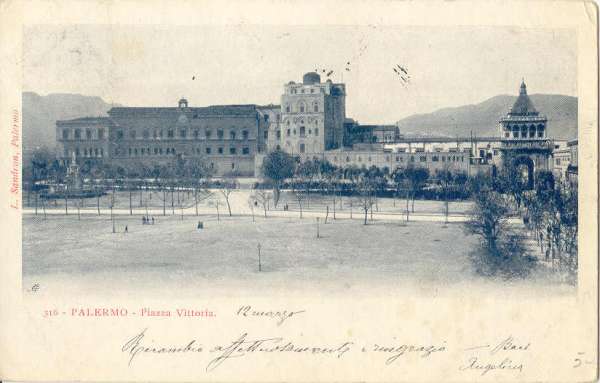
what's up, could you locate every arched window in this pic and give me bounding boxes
[86,129,92,140]
[512,126,519,138]
[537,124,545,138]
[217,129,224,139]
[528,125,535,138]
[298,101,306,113]
[74,129,81,139]
[313,102,319,112]
[62,129,69,140]
[285,104,291,113]
[299,126,306,136]
[242,130,249,140]
[230,130,236,140]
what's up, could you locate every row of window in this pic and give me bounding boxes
[284,101,320,113]
[505,130,545,139]
[114,128,253,141]
[124,146,252,157]
[504,124,545,139]
[393,147,483,154]
[276,126,319,139]
[62,128,106,140]
[69,148,104,157]
[290,87,319,95]
[329,154,466,164]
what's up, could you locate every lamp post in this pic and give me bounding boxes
[316,217,320,238]
[257,243,262,272]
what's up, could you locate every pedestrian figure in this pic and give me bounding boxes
[152,217,155,225]
[254,201,258,207]
[125,225,128,233]
[197,221,203,230]
[142,216,146,225]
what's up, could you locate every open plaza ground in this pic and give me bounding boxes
[22,194,573,298]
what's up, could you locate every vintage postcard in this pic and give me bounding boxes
[0,0,598,381]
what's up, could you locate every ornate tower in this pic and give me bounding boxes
[498,80,553,188]
[279,72,346,155]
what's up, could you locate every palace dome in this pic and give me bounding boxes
[509,80,538,116]
[303,72,321,85]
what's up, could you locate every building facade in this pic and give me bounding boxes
[57,101,272,176]
[277,72,346,154]
[498,80,553,187]
[343,118,401,146]
[56,75,563,179]
[566,139,578,186]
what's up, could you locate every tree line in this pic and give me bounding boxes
[260,148,470,224]
[463,157,577,281]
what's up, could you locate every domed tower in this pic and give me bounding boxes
[178,97,188,109]
[303,72,321,85]
[498,80,552,188]
[279,72,346,155]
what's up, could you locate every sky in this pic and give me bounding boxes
[23,25,577,123]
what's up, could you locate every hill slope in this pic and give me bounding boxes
[396,94,577,140]
[22,92,120,151]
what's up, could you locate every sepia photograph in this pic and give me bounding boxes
[20,24,579,296]
[1,1,597,381]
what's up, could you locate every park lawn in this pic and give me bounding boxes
[23,214,481,296]
[22,213,571,298]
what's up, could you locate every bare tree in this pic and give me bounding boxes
[250,189,272,218]
[355,177,376,225]
[218,177,238,217]
[291,178,307,219]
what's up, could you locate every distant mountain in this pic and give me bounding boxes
[22,92,120,151]
[396,94,577,140]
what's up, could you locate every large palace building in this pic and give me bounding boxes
[56,73,563,178]
[57,101,273,176]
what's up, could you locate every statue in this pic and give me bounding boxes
[66,151,82,191]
